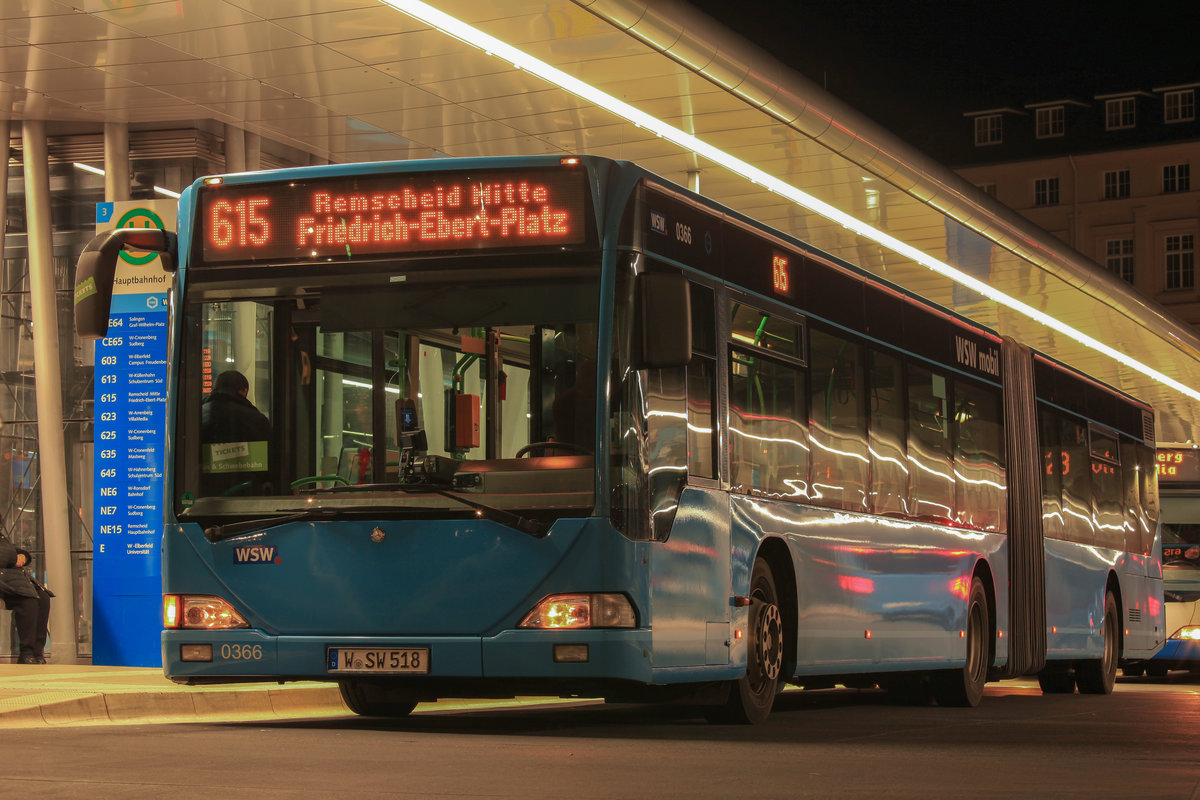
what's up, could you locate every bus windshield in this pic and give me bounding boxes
[173,268,600,522]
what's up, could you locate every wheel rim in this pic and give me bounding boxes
[1103,602,1117,680]
[966,595,987,687]
[749,599,783,690]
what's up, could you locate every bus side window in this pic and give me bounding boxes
[1137,443,1160,554]
[687,283,717,481]
[952,379,1006,532]
[1120,439,1143,555]
[728,351,808,499]
[867,349,908,517]
[1058,416,1095,546]
[1039,406,1065,542]
[1090,427,1124,550]
[808,326,868,512]
[906,364,954,523]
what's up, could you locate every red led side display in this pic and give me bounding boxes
[1158,449,1200,483]
[772,252,791,297]
[196,167,590,266]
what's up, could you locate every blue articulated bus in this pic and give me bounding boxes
[74,155,1164,723]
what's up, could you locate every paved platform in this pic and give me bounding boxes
[0,664,348,727]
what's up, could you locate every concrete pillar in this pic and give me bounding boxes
[224,125,246,173]
[104,122,130,202]
[22,120,79,663]
[0,118,8,659]
[0,118,8,231]
[245,131,261,171]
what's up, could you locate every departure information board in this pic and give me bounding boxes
[92,200,172,668]
[195,166,592,266]
[1158,449,1200,483]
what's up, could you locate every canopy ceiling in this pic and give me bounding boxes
[5,0,1200,442]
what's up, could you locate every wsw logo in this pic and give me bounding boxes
[233,544,280,564]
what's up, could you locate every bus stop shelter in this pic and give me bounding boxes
[3,0,1199,661]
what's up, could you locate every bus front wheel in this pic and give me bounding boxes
[338,679,419,718]
[707,558,784,724]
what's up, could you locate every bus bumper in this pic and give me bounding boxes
[162,628,654,686]
[1150,635,1200,669]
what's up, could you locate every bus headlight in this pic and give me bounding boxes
[163,595,250,630]
[1172,626,1200,641]
[518,593,636,629]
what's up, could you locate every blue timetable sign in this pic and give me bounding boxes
[92,200,174,668]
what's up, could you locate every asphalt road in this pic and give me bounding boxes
[10,675,1200,800]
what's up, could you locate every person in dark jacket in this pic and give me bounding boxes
[0,539,51,664]
[200,370,273,496]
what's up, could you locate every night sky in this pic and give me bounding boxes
[685,0,1198,157]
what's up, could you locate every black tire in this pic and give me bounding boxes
[1037,665,1076,694]
[1122,665,1145,678]
[1147,663,1170,678]
[1076,590,1119,694]
[932,578,990,707]
[338,680,419,717]
[707,558,784,724]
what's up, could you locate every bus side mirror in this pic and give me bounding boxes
[633,271,691,369]
[74,228,177,339]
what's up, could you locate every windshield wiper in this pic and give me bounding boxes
[199,505,410,543]
[304,482,550,537]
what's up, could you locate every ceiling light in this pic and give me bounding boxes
[376,1,1200,404]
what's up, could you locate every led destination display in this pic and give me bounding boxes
[197,166,591,266]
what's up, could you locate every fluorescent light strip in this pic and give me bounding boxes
[72,162,181,199]
[378,0,1200,405]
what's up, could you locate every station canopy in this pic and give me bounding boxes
[6,0,1200,442]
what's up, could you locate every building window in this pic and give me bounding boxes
[1105,239,1134,283]
[974,115,1002,146]
[1165,89,1196,123]
[1106,97,1136,130]
[1103,169,1131,199]
[1035,106,1065,138]
[1034,177,1059,206]
[1164,163,1191,193]
[1166,234,1195,290]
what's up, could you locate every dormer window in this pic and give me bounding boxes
[1035,106,1065,138]
[1165,89,1196,123]
[1105,97,1136,130]
[974,114,1003,146]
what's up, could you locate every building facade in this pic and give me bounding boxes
[955,83,1200,327]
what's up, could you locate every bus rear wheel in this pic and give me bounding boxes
[338,679,419,717]
[707,558,784,724]
[1076,591,1119,695]
[932,577,990,707]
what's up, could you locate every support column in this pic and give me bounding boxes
[245,131,261,171]
[224,125,246,173]
[0,118,8,234]
[104,122,130,202]
[0,118,8,658]
[23,120,78,664]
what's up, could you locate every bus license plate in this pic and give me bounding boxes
[327,647,429,674]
